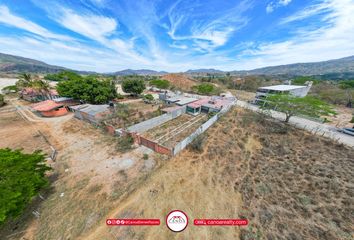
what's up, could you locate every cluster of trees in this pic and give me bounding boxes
[16,73,50,92]
[57,75,117,104]
[121,78,145,96]
[292,76,320,85]
[0,149,51,225]
[192,83,221,95]
[14,73,54,100]
[260,94,336,123]
[44,71,82,82]
[309,79,353,107]
[149,79,170,89]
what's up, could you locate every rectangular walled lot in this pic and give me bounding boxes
[142,113,207,148]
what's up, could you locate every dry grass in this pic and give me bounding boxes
[143,114,207,148]
[0,111,51,155]
[161,73,197,91]
[229,89,256,102]
[82,107,353,240]
[1,105,353,240]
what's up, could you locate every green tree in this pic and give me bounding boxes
[339,80,354,107]
[31,79,51,99]
[2,85,18,93]
[16,74,53,99]
[0,94,4,107]
[44,71,82,82]
[122,78,145,96]
[292,76,319,85]
[143,94,154,103]
[260,94,336,123]
[339,80,354,89]
[57,76,117,104]
[193,83,220,95]
[16,73,33,89]
[149,79,170,89]
[0,149,51,225]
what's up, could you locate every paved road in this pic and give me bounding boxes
[236,100,354,148]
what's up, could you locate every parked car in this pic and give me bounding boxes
[339,128,354,136]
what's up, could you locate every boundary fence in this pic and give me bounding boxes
[172,101,235,155]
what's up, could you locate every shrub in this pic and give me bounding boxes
[143,94,154,102]
[143,154,149,160]
[0,148,51,225]
[350,115,354,123]
[0,94,4,107]
[189,134,206,153]
[117,136,134,152]
[116,93,124,99]
[2,85,18,93]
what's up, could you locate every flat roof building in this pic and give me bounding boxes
[255,82,313,104]
[186,96,235,116]
[70,104,112,125]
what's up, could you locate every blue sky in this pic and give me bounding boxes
[0,0,353,72]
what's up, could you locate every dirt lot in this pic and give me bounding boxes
[326,106,353,128]
[0,108,52,155]
[0,100,164,240]
[143,113,207,148]
[1,103,353,240]
[79,107,353,240]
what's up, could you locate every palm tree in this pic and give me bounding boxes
[32,79,51,100]
[16,73,33,89]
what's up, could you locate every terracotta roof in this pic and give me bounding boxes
[32,100,63,112]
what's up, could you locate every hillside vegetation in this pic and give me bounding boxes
[0,53,67,73]
[160,74,197,91]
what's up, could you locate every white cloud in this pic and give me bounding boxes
[167,0,252,52]
[280,1,331,24]
[170,43,188,50]
[58,9,117,42]
[238,0,354,70]
[0,5,70,40]
[266,4,274,13]
[266,0,292,13]
[279,0,292,6]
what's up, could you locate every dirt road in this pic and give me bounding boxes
[236,100,354,148]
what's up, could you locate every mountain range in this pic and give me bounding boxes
[232,56,354,76]
[0,52,353,78]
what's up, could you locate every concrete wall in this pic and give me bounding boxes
[129,132,172,155]
[172,101,235,156]
[127,106,186,134]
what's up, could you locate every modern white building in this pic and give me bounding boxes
[255,82,312,104]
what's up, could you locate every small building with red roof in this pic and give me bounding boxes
[31,100,68,117]
[186,96,235,116]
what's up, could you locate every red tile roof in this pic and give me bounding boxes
[32,100,63,112]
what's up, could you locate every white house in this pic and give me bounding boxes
[255,82,312,104]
